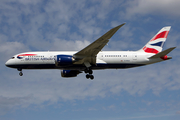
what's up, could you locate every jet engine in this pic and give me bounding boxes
[61,70,81,77]
[55,55,75,66]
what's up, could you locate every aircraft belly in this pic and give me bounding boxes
[7,62,145,70]
[95,63,145,69]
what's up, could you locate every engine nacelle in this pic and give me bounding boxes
[61,70,81,77]
[55,55,74,66]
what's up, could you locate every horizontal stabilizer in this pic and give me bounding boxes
[149,47,176,59]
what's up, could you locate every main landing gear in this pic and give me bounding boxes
[17,68,23,76]
[86,74,94,80]
[84,68,94,80]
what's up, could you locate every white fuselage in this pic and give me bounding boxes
[5,51,164,70]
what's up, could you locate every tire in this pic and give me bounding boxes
[90,75,94,80]
[86,74,90,79]
[19,72,23,76]
[89,69,93,74]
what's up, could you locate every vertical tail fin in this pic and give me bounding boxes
[139,26,171,54]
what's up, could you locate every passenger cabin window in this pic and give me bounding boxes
[105,55,123,57]
[123,55,127,57]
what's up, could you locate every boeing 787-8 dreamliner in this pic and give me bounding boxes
[5,23,176,79]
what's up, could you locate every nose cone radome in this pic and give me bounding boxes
[5,60,10,67]
[5,59,13,67]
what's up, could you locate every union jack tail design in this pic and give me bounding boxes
[140,26,171,54]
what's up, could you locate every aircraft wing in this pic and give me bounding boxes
[73,23,125,65]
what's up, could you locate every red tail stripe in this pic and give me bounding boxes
[143,47,159,54]
[150,31,169,41]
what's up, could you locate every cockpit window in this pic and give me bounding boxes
[11,57,15,59]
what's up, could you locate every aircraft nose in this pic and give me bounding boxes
[5,59,13,67]
[5,60,10,67]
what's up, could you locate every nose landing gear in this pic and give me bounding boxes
[19,72,23,76]
[17,68,23,76]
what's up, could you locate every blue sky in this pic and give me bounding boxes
[0,0,180,120]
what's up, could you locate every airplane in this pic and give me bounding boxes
[5,23,176,80]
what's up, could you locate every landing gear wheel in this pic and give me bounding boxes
[17,68,23,76]
[84,69,93,74]
[86,74,90,79]
[89,69,93,74]
[90,75,94,80]
[85,68,94,80]
[19,72,23,76]
[86,74,94,80]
